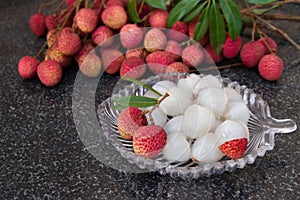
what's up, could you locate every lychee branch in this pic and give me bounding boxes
[144,93,169,125]
[38,0,59,14]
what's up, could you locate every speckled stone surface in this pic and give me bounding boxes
[0,1,299,199]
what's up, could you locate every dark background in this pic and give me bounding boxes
[0,0,299,199]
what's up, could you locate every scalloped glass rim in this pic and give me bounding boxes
[97,73,297,179]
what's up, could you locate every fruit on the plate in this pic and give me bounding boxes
[79,53,102,77]
[101,5,127,29]
[29,13,47,37]
[120,56,146,79]
[182,44,204,67]
[144,80,176,99]
[223,87,243,102]
[144,29,167,52]
[117,107,148,140]
[163,115,184,135]
[120,24,144,49]
[257,37,278,54]
[57,27,81,56]
[92,26,114,47]
[133,125,167,158]
[258,54,284,81]
[37,60,62,87]
[148,9,168,28]
[193,75,221,97]
[177,73,200,98]
[224,101,250,124]
[18,56,40,79]
[165,62,189,74]
[222,35,242,59]
[145,107,167,127]
[75,8,98,33]
[240,41,265,68]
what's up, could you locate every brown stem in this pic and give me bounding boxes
[38,0,59,13]
[147,93,169,125]
[244,0,256,41]
[256,28,276,53]
[141,11,153,22]
[72,1,82,32]
[138,0,145,15]
[261,14,300,21]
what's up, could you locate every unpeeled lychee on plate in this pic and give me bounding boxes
[75,8,98,33]
[149,9,168,28]
[29,13,47,37]
[240,41,265,68]
[120,57,146,79]
[133,125,167,158]
[18,56,40,79]
[101,5,127,29]
[258,54,284,81]
[37,60,62,87]
[58,28,81,56]
[120,24,144,49]
[144,29,167,52]
[182,44,205,67]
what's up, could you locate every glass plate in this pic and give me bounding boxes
[97,73,297,179]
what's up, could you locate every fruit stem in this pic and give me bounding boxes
[38,0,59,13]
[256,28,276,54]
[244,0,256,41]
[72,0,83,32]
[146,93,169,125]
[138,0,145,15]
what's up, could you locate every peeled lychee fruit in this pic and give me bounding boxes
[222,35,242,59]
[29,13,47,37]
[117,107,148,140]
[144,80,176,99]
[58,28,81,56]
[193,75,221,96]
[205,44,223,64]
[149,9,168,28]
[145,107,167,127]
[167,21,188,42]
[79,53,102,78]
[18,56,40,79]
[224,101,250,124]
[45,14,57,30]
[240,41,265,68]
[133,125,167,158]
[165,62,189,74]
[37,60,62,87]
[120,57,146,79]
[101,49,125,74]
[120,24,144,49]
[144,29,167,52]
[92,26,114,47]
[163,115,184,135]
[146,51,177,74]
[188,17,209,46]
[177,73,201,98]
[101,6,127,29]
[45,46,72,68]
[257,37,278,54]
[182,44,204,67]
[164,40,182,60]
[258,54,284,81]
[75,8,98,33]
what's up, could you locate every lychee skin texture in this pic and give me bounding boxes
[120,57,146,79]
[45,47,72,68]
[125,48,148,59]
[165,62,189,74]
[258,54,284,81]
[18,56,40,79]
[79,53,102,78]
[29,13,47,37]
[133,125,167,158]
[120,24,144,49]
[46,29,59,48]
[149,9,168,28]
[117,107,148,140]
[101,49,125,74]
[106,0,125,8]
[144,29,167,52]
[257,37,278,54]
[164,40,182,60]
[146,51,177,74]
[222,35,242,59]
[167,21,188,42]
[182,44,205,67]
[240,41,265,68]
[45,15,57,30]
[205,44,223,64]
[75,8,98,33]
[58,28,81,56]
[219,138,248,159]
[92,26,114,47]
[101,6,127,29]
[37,60,62,87]
[74,43,94,65]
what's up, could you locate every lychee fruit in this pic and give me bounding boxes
[204,44,223,64]
[79,53,102,78]
[117,107,148,140]
[149,9,168,28]
[257,37,278,54]
[74,43,95,65]
[92,26,114,47]
[120,24,144,49]
[18,56,40,79]
[45,46,73,68]
[46,29,59,48]
[58,27,81,56]
[37,60,62,87]
[133,125,167,158]
[167,21,188,42]
[106,0,125,8]
[240,41,265,68]
[164,40,183,60]
[75,8,98,33]
[188,17,209,46]
[222,35,242,59]
[182,44,205,67]
[101,6,127,29]
[45,14,57,30]
[144,29,167,52]
[258,54,284,81]
[165,62,189,74]
[224,101,250,124]
[29,13,47,37]
[125,48,148,59]
[120,57,146,79]
[146,51,177,74]
[66,0,76,7]
[101,49,125,74]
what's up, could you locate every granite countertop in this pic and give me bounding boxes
[1,0,299,199]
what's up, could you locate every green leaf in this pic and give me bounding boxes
[220,0,242,40]
[247,0,276,5]
[209,1,226,54]
[182,2,206,23]
[145,0,167,10]
[113,96,158,110]
[123,77,163,96]
[194,6,209,42]
[252,4,280,15]
[167,0,201,28]
[128,0,141,23]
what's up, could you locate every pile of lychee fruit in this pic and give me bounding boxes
[117,74,250,162]
[18,0,285,87]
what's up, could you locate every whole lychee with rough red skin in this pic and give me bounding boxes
[240,41,265,68]
[165,62,189,74]
[106,0,125,8]
[37,60,62,87]
[120,57,146,79]
[101,49,125,74]
[222,35,242,59]
[45,46,73,68]
[92,26,114,47]
[257,37,278,54]
[144,29,167,52]
[258,54,284,81]
[18,56,40,79]
[205,44,223,64]
[58,27,81,56]
[164,40,182,60]
[120,24,144,49]
[167,21,188,42]
[133,125,167,158]
[79,53,102,78]
[182,44,205,67]
[75,8,98,33]
[47,29,59,48]
[146,51,177,74]
[188,17,209,46]
[74,43,95,65]
[149,9,168,28]
[45,14,57,30]
[125,48,148,59]
[101,6,127,29]
[29,13,47,37]
[117,107,148,140]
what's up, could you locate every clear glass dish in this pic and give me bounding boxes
[97,73,297,179]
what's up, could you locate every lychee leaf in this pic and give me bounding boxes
[113,96,158,110]
[123,76,163,96]
[167,0,201,28]
[220,0,242,40]
[128,0,141,23]
[247,0,276,5]
[194,6,209,42]
[145,0,166,10]
[182,2,206,23]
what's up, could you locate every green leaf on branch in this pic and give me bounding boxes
[145,0,167,10]
[113,96,158,110]
[167,0,201,28]
[182,2,206,23]
[220,0,242,40]
[128,0,141,23]
[194,6,209,42]
[252,4,280,15]
[209,1,226,54]
[123,77,163,96]
[247,0,276,5]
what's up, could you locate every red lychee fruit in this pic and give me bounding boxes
[120,57,146,79]
[45,46,73,68]
[58,27,81,56]
[164,40,183,60]
[37,60,62,87]
[165,62,189,74]
[146,51,177,74]
[240,41,265,68]
[117,107,148,140]
[257,37,278,54]
[46,29,59,48]
[101,49,125,74]
[133,125,167,158]
[29,13,47,37]
[219,138,248,159]
[258,54,284,81]
[182,44,205,67]
[101,6,127,29]
[66,0,76,7]
[45,14,57,30]
[205,44,223,64]
[120,24,144,49]
[125,48,148,60]
[79,53,102,78]
[144,29,167,52]
[149,9,168,28]
[74,43,95,65]
[167,21,188,42]
[92,26,114,47]
[106,0,125,8]
[18,56,40,79]
[75,8,98,33]
[188,17,209,46]
[222,35,242,59]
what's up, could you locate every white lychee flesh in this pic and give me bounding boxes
[145,107,167,127]
[224,87,243,102]
[193,75,222,96]
[177,73,201,98]
[224,101,250,124]
[163,115,184,135]
[144,80,176,98]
